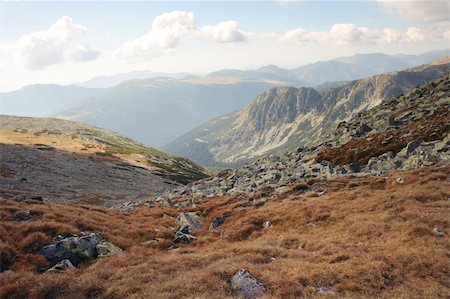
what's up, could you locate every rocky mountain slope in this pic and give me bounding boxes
[165,58,449,166]
[0,115,207,206]
[147,74,449,202]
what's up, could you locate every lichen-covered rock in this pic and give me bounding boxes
[96,241,123,258]
[39,232,122,267]
[231,269,267,298]
[175,212,203,233]
[46,259,75,273]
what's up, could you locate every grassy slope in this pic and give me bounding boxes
[1,164,448,298]
[0,115,208,184]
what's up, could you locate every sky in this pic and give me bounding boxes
[0,0,448,91]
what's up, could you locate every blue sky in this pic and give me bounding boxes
[0,1,448,91]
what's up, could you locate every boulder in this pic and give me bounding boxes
[46,259,75,273]
[13,195,43,202]
[175,212,204,233]
[173,231,198,244]
[39,232,122,267]
[231,269,267,298]
[96,241,123,258]
[209,216,225,231]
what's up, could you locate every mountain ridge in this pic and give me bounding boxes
[164,57,450,166]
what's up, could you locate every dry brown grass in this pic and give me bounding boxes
[0,164,449,298]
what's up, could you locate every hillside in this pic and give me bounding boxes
[0,115,207,206]
[165,58,449,166]
[1,164,448,298]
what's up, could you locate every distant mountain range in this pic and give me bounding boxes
[206,49,449,86]
[164,57,450,167]
[0,49,447,149]
[79,70,191,88]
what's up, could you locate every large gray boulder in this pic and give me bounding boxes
[39,232,123,267]
[231,269,267,298]
[175,212,204,233]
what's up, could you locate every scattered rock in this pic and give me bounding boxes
[175,212,204,233]
[173,231,198,244]
[46,259,75,273]
[39,231,123,267]
[433,227,445,237]
[13,195,43,202]
[14,211,32,221]
[209,215,225,231]
[262,221,272,229]
[405,139,422,154]
[317,286,335,295]
[231,269,267,298]
[176,199,194,209]
[395,177,405,184]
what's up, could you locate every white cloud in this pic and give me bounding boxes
[377,0,449,24]
[201,21,246,43]
[70,44,101,62]
[280,23,450,45]
[115,11,249,62]
[9,16,100,70]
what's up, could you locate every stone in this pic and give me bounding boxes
[262,221,272,229]
[13,195,43,202]
[175,212,204,233]
[39,232,122,267]
[345,163,361,173]
[14,211,32,221]
[209,215,225,231]
[96,241,123,257]
[395,177,405,184]
[433,227,445,237]
[174,225,191,235]
[317,286,335,295]
[46,259,75,273]
[405,139,422,155]
[173,232,198,244]
[231,269,267,298]
[176,199,193,210]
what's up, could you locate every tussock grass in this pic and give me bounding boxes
[0,164,449,298]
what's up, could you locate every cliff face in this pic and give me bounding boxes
[165,58,450,166]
